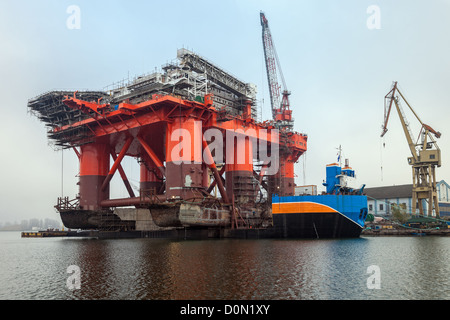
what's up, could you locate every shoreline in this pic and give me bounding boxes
[362,228,450,236]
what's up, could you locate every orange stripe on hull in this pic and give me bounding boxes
[272,202,338,214]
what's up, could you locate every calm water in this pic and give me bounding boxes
[1,231,450,300]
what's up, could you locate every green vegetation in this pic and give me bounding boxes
[391,204,408,224]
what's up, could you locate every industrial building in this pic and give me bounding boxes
[365,180,450,217]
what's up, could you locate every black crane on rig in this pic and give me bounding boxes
[260,11,293,130]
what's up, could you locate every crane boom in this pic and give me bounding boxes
[382,81,418,162]
[260,11,293,129]
[381,82,441,163]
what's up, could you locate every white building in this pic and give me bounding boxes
[437,180,450,216]
[365,184,412,216]
[364,180,450,217]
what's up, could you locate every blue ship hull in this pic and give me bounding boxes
[269,195,368,238]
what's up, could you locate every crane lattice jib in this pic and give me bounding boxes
[260,12,289,119]
[382,82,417,161]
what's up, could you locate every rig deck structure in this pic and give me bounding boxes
[28,49,307,235]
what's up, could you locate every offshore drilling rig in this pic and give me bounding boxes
[28,16,307,237]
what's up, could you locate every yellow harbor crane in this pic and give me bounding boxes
[381,81,442,217]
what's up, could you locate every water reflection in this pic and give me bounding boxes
[2,232,450,300]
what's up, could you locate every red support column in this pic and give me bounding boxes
[79,142,110,211]
[165,118,203,199]
[282,154,295,196]
[268,152,295,197]
[225,134,255,206]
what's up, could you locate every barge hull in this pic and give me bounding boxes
[53,213,362,240]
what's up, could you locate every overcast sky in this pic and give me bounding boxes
[1,0,450,224]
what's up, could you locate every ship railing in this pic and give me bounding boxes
[55,197,80,211]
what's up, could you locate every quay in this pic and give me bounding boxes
[21,230,92,238]
[362,228,450,237]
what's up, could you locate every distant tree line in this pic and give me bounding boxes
[0,218,63,231]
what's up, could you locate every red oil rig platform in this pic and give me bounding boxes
[28,47,307,238]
